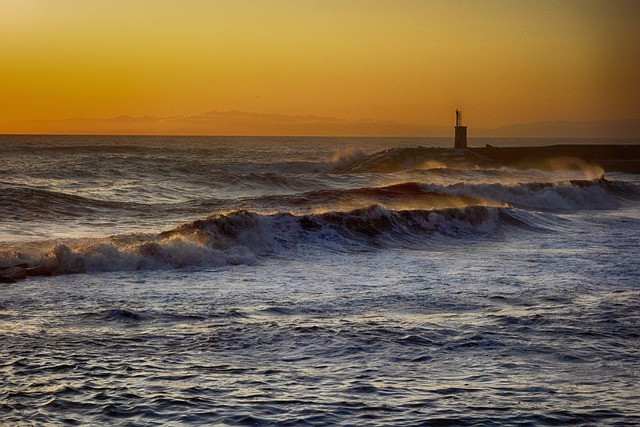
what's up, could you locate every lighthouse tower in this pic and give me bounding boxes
[454,109,467,149]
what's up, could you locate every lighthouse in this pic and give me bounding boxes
[454,109,467,149]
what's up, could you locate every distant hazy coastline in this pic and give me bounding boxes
[2,112,639,138]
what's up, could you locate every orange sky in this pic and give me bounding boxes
[1,0,639,135]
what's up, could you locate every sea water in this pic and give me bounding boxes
[1,135,639,426]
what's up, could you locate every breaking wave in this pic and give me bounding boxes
[3,177,635,223]
[1,205,523,275]
[331,146,615,179]
[1,177,637,276]
[333,147,497,173]
[250,177,636,213]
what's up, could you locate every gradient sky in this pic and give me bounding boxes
[1,0,639,134]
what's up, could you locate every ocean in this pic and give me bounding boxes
[1,134,639,426]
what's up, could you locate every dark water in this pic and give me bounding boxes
[1,135,639,425]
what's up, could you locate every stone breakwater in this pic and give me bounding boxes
[471,144,640,173]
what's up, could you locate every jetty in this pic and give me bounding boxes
[454,110,640,173]
[470,144,640,174]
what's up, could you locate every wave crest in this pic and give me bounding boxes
[248,178,635,214]
[0,205,510,276]
[1,177,637,277]
[333,147,495,173]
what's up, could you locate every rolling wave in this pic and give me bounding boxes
[0,187,117,220]
[331,146,614,178]
[333,147,496,173]
[1,205,530,276]
[0,185,225,221]
[245,178,636,213]
[3,178,635,223]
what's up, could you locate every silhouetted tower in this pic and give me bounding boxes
[454,109,467,149]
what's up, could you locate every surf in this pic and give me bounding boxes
[0,202,578,278]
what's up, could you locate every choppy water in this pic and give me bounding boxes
[1,135,639,425]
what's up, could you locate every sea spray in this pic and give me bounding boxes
[0,205,533,276]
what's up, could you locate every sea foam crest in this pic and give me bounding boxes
[253,178,636,214]
[417,178,625,211]
[0,205,507,276]
[2,178,636,276]
[333,147,495,173]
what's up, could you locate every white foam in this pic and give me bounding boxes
[418,179,621,211]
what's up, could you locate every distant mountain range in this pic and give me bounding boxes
[2,112,639,138]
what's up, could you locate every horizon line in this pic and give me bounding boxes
[2,132,640,140]
[2,112,639,139]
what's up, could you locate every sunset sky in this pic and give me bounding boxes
[1,0,639,135]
